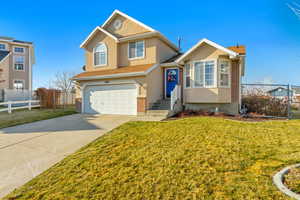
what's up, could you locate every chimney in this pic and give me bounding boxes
[177,36,182,51]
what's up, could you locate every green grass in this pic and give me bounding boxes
[5,117,300,199]
[0,107,77,129]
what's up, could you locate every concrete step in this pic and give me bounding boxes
[146,109,170,118]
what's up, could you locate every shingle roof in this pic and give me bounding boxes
[0,51,10,62]
[162,53,183,63]
[227,45,246,55]
[73,64,155,80]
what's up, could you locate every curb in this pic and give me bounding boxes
[273,164,300,200]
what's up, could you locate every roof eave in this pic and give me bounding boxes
[175,38,239,64]
[80,26,119,49]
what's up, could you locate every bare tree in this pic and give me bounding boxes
[54,71,75,108]
[288,2,300,19]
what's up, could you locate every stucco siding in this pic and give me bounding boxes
[184,88,231,103]
[146,65,163,107]
[184,43,227,61]
[156,39,177,63]
[105,15,150,37]
[85,32,118,71]
[118,38,157,67]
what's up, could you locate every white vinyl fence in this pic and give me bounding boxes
[0,100,40,114]
[0,89,37,102]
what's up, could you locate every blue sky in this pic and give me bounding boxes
[1,0,300,88]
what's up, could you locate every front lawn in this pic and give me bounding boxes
[5,117,300,199]
[0,107,77,129]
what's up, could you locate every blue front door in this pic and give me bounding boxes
[165,68,179,98]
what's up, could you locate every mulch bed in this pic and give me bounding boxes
[284,167,300,194]
[166,110,287,122]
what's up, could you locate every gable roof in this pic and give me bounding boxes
[102,9,156,32]
[72,63,158,80]
[0,51,10,63]
[175,38,239,63]
[80,26,118,48]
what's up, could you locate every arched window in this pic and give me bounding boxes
[94,43,107,66]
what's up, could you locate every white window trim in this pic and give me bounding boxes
[93,42,108,67]
[0,43,7,51]
[218,59,231,88]
[128,40,145,60]
[192,59,217,88]
[13,46,26,54]
[13,55,26,71]
[13,79,25,90]
[184,63,192,89]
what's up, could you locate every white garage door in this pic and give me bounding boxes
[83,84,137,115]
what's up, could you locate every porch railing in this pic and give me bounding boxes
[170,84,181,110]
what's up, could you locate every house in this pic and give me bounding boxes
[267,87,293,100]
[0,36,35,92]
[73,10,246,116]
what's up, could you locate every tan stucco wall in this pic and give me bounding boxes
[85,31,118,71]
[118,38,157,67]
[156,39,177,63]
[104,14,150,37]
[184,43,227,61]
[180,43,242,114]
[146,65,163,107]
[184,88,231,103]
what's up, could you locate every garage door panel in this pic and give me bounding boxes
[84,84,137,115]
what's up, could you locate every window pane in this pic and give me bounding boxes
[129,42,136,58]
[99,52,106,65]
[136,41,144,57]
[15,56,24,64]
[14,47,24,53]
[220,61,229,86]
[185,64,191,88]
[194,62,204,87]
[14,81,24,90]
[15,64,24,70]
[205,61,214,86]
[94,52,100,65]
[0,44,5,50]
[95,44,105,52]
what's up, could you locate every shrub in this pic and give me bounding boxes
[242,95,287,117]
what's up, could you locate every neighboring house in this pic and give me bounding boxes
[0,36,35,91]
[73,10,246,115]
[267,87,293,100]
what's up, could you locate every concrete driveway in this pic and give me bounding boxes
[0,114,136,198]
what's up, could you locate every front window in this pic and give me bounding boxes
[128,41,144,59]
[193,60,215,87]
[14,47,25,53]
[185,64,191,88]
[0,44,6,51]
[14,56,25,70]
[13,80,24,90]
[94,43,107,66]
[219,60,230,87]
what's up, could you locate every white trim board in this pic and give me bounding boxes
[176,38,239,63]
[102,9,156,32]
[80,26,119,48]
